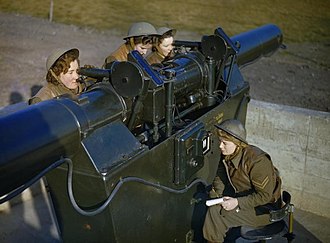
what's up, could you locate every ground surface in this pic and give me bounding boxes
[0,12,330,243]
[0,12,329,112]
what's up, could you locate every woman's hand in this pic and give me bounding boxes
[220,197,238,211]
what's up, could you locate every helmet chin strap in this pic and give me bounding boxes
[50,69,63,84]
[224,145,241,162]
[50,68,80,94]
[156,46,166,58]
[129,38,136,50]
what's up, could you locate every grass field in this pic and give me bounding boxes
[1,0,329,43]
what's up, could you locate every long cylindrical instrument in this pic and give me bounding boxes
[232,24,283,67]
[0,84,126,197]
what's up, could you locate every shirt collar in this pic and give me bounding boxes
[156,50,166,59]
[230,148,243,169]
[51,81,81,95]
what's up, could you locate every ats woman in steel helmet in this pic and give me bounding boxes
[146,26,176,65]
[203,119,282,242]
[29,48,83,104]
[103,22,159,68]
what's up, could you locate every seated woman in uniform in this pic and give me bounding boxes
[29,48,85,104]
[146,27,176,65]
[203,119,282,243]
[103,22,159,68]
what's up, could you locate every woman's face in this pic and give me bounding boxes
[219,137,237,155]
[158,36,174,57]
[59,60,79,90]
[135,43,152,56]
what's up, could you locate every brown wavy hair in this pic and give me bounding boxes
[46,50,80,84]
[151,30,175,53]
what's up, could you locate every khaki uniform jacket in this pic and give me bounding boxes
[103,43,132,68]
[212,145,282,211]
[29,81,84,104]
[146,51,165,65]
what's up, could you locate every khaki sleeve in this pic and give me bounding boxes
[28,96,42,105]
[210,175,225,198]
[237,155,276,210]
[28,86,52,104]
[103,56,117,69]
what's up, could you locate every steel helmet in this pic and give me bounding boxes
[215,119,247,144]
[46,48,79,71]
[157,27,176,36]
[123,22,159,39]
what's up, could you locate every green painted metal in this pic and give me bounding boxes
[0,24,283,243]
